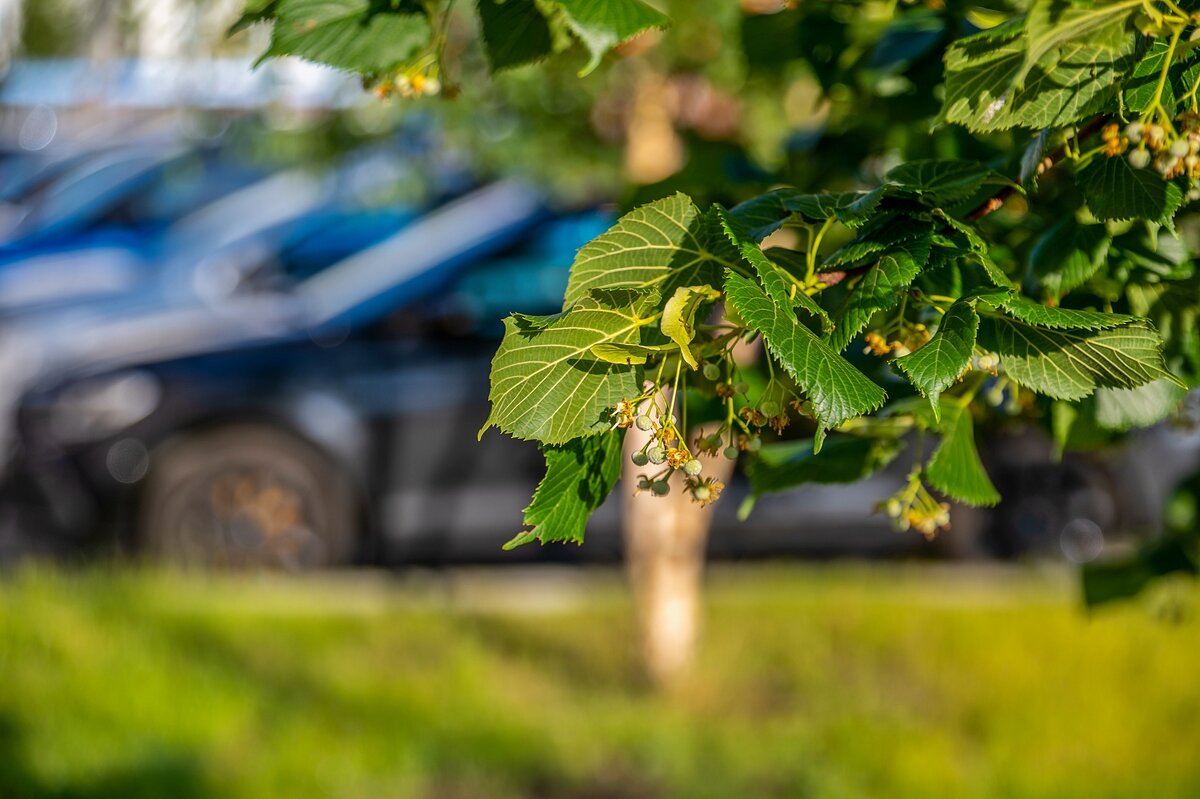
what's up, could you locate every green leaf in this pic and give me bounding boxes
[1094,379,1187,431]
[505,432,624,548]
[485,290,655,444]
[886,159,1011,205]
[894,301,979,417]
[715,207,834,333]
[793,189,886,229]
[1078,156,1185,226]
[941,18,1135,132]
[933,210,1015,288]
[1127,275,1200,382]
[823,215,930,269]
[745,435,904,496]
[554,0,669,75]
[660,285,721,369]
[925,400,1000,507]
[716,207,793,307]
[1124,37,1179,113]
[1019,0,1141,85]
[826,236,931,353]
[728,188,882,241]
[564,193,735,308]
[724,271,887,435]
[763,248,834,332]
[259,0,431,73]
[999,295,1134,330]
[1030,217,1112,296]
[979,316,1176,401]
[477,0,559,71]
[589,341,670,365]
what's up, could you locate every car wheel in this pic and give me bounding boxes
[139,424,356,569]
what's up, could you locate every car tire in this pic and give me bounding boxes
[139,424,357,569]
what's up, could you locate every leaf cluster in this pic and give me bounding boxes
[235,1,1199,555]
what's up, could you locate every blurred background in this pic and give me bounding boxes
[0,1,1197,797]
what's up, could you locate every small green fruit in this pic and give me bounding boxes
[683,459,702,476]
[702,363,721,381]
[647,446,667,465]
[631,451,649,466]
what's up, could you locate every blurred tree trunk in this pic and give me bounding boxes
[622,328,759,685]
[0,0,21,69]
[88,0,122,64]
[622,413,733,687]
[624,68,683,185]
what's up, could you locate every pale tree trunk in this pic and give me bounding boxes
[0,0,22,69]
[621,331,760,686]
[88,0,122,64]
[622,413,734,687]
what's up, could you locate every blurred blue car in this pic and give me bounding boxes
[0,171,944,567]
[0,142,439,316]
[0,181,616,564]
[0,139,267,308]
[0,139,245,246]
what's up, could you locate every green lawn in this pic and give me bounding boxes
[0,564,1196,799]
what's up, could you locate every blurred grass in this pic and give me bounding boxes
[0,563,1196,799]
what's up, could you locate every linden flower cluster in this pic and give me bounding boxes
[739,401,795,436]
[863,322,930,358]
[705,368,810,454]
[880,476,952,540]
[615,398,725,507]
[972,351,1000,376]
[1109,118,1200,196]
[374,65,442,100]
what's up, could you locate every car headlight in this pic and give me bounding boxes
[50,371,162,443]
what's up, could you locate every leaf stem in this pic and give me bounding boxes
[1072,144,1110,167]
[1147,25,1183,134]
[805,217,836,284]
[671,357,682,415]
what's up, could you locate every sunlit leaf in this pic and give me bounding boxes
[505,432,624,548]
[725,270,887,436]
